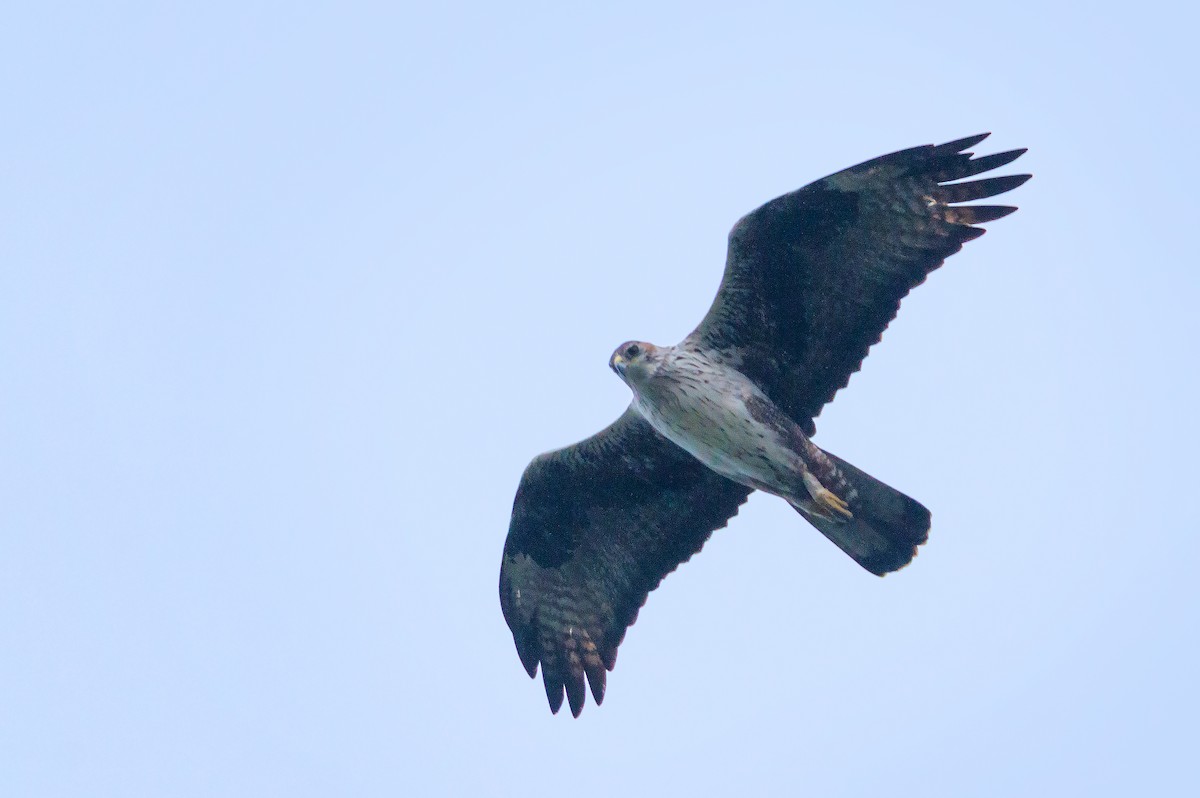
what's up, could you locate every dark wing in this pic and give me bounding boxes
[499,407,751,717]
[686,133,1030,434]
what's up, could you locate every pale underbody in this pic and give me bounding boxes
[621,346,853,519]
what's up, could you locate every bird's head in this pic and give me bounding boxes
[609,340,662,389]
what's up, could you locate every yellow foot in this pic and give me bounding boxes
[800,471,854,521]
[814,487,854,520]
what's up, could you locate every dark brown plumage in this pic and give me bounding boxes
[694,133,1028,435]
[501,408,751,715]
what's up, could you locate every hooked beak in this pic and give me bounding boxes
[610,353,625,374]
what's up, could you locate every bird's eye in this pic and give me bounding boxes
[626,344,640,358]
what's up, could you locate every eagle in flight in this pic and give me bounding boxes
[499,134,1030,716]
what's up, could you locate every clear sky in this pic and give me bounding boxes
[3,2,1197,796]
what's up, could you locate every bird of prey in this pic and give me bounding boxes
[499,134,1030,716]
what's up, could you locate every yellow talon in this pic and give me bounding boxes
[815,487,854,520]
[801,471,854,521]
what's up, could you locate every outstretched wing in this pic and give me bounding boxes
[686,133,1030,434]
[499,407,751,716]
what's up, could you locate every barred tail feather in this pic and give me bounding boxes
[793,449,930,576]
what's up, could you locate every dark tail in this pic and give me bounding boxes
[792,448,931,576]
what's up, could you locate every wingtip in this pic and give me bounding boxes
[564,675,586,717]
[543,671,565,714]
[592,682,606,706]
[952,147,1029,178]
[586,660,607,706]
[512,625,542,678]
[970,204,1020,223]
[942,132,991,152]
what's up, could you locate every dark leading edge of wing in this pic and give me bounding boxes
[687,133,1030,435]
[500,408,751,716]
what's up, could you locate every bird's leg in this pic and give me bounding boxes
[801,470,853,521]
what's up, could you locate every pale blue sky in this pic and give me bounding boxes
[3,2,1197,796]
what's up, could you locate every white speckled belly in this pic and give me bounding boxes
[632,355,801,491]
